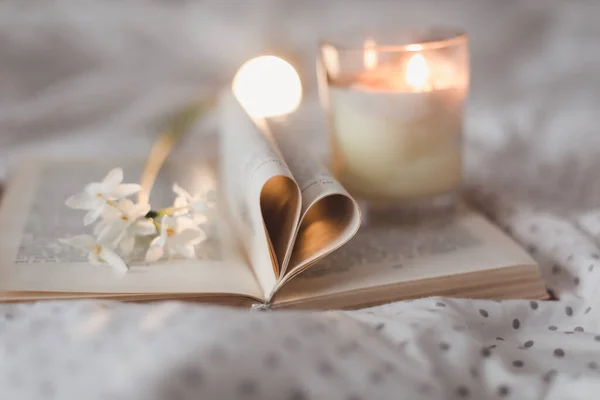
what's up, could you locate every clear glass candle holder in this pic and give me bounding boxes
[318,28,469,213]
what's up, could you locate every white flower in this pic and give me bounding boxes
[172,183,215,212]
[60,235,127,274]
[94,199,156,255]
[65,168,142,226]
[172,183,215,223]
[145,215,206,262]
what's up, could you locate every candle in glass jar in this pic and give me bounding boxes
[323,35,468,205]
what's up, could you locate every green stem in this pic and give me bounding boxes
[138,94,218,204]
[156,205,191,217]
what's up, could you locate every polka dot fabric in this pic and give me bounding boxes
[1,280,600,400]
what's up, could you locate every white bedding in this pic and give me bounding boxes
[2,1,600,399]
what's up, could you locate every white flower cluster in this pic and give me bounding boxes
[60,168,213,274]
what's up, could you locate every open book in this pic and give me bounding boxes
[0,93,547,308]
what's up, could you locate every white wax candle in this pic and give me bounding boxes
[329,65,465,203]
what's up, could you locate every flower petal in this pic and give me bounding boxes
[84,182,106,196]
[191,230,207,245]
[145,245,164,263]
[161,215,176,229]
[93,219,111,237]
[88,253,103,265]
[172,183,192,201]
[110,184,142,199]
[173,196,189,216]
[93,220,107,235]
[134,219,157,236]
[60,235,96,250]
[130,202,151,220]
[83,206,105,226]
[100,247,128,274]
[175,216,198,232]
[175,244,196,259]
[175,228,205,245]
[65,192,102,210]
[191,213,209,225]
[102,168,124,189]
[119,234,136,256]
[96,221,127,246]
[150,234,166,249]
[117,198,135,215]
[100,204,122,221]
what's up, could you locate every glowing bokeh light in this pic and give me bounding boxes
[232,55,302,118]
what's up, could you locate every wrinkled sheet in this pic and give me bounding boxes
[2,1,600,399]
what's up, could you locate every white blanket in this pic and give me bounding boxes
[1,1,600,399]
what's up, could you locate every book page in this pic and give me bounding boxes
[0,158,264,301]
[264,111,361,290]
[272,209,536,306]
[219,92,301,298]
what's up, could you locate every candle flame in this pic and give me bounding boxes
[363,39,377,70]
[405,53,429,91]
[232,55,302,118]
